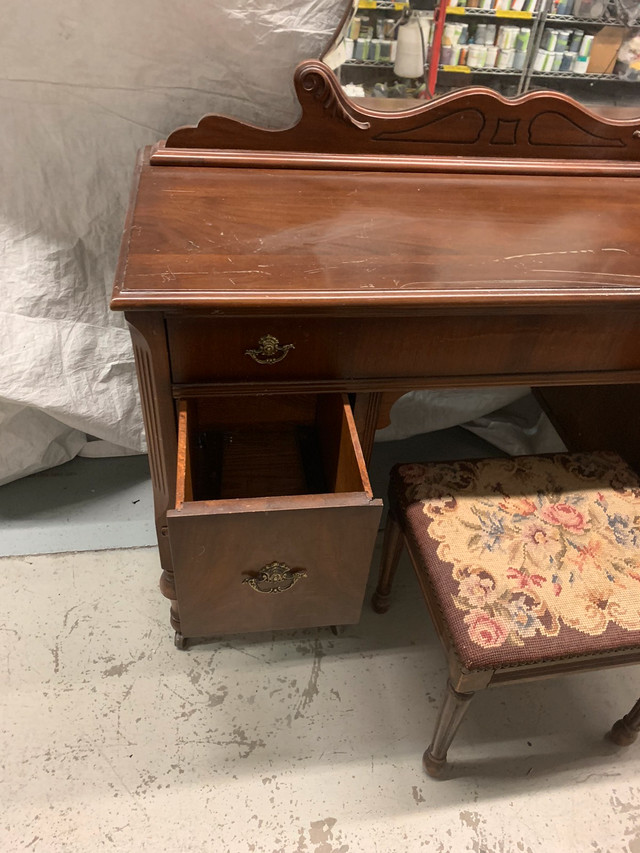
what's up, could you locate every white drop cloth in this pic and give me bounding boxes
[1,1,565,485]
[0,0,345,485]
[375,389,566,456]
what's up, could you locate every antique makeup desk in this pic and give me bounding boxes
[111,62,640,649]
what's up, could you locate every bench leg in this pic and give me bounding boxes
[609,697,640,746]
[372,511,404,614]
[423,680,475,777]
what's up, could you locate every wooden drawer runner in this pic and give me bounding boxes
[166,312,640,385]
[166,394,382,638]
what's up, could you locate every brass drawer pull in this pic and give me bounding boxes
[245,334,294,365]
[243,561,307,594]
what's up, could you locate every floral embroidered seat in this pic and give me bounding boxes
[373,451,640,776]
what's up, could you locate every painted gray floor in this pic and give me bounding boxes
[0,455,155,556]
[0,427,498,557]
[2,429,638,851]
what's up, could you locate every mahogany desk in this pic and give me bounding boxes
[111,64,640,648]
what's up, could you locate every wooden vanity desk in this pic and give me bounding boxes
[111,61,640,649]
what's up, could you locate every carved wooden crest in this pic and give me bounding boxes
[155,59,640,171]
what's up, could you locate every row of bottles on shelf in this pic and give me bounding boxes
[533,28,597,72]
[442,20,596,72]
[442,20,529,69]
[446,0,607,15]
[341,0,638,80]
[448,0,540,13]
[345,10,426,63]
[356,0,619,20]
[346,16,601,73]
[348,14,394,41]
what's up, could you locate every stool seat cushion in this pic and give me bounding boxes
[391,452,640,670]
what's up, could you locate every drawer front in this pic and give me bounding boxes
[166,392,382,638]
[167,501,380,637]
[167,317,340,383]
[167,313,640,385]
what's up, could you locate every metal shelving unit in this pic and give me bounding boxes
[438,65,522,73]
[546,13,627,26]
[344,59,398,66]
[445,7,536,18]
[531,70,636,80]
[437,65,631,81]
[445,6,627,25]
[357,1,408,9]
[341,0,636,98]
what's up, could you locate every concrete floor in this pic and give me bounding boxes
[2,430,640,852]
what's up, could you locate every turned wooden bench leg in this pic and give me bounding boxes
[609,697,640,746]
[372,511,404,614]
[423,680,475,777]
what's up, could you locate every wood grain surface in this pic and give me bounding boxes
[160,61,640,163]
[113,159,640,312]
[111,68,640,643]
[168,393,382,637]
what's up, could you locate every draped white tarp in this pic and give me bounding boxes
[0,0,563,484]
[0,0,347,484]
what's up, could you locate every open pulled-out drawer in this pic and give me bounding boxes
[167,394,383,639]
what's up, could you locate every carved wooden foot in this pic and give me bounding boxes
[372,511,404,614]
[423,680,475,777]
[163,580,187,649]
[160,568,183,635]
[609,697,640,746]
[169,603,181,633]
[422,749,448,778]
[174,631,188,650]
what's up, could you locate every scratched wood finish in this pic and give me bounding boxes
[159,61,640,164]
[167,502,382,637]
[111,71,640,645]
[167,395,382,637]
[166,313,640,386]
[112,159,640,313]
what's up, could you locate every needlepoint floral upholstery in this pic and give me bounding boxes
[390,452,640,670]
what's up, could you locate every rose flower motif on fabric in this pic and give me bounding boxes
[463,610,509,649]
[540,502,590,534]
[402,454,640,651]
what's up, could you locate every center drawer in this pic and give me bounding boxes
[166,312,640,386]
[166,394,382,639]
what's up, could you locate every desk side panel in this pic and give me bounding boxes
[126,312,179,629]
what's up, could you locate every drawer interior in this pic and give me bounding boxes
[175,394,372,506]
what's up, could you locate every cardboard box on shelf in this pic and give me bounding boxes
[587,26,626,74]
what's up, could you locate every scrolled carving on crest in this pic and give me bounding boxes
[156,59,640,168]
[297,63,371,131]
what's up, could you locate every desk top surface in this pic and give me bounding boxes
[112,156,640,313]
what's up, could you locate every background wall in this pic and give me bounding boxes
[0,0,345,484]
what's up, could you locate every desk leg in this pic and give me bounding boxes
[127,313,181,639]
[610,697,640,746]
[354,391,407,464]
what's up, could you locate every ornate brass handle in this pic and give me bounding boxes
[245,334,294,365]
[243,561,307,594]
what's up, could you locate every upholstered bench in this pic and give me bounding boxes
[373,451,640,776]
